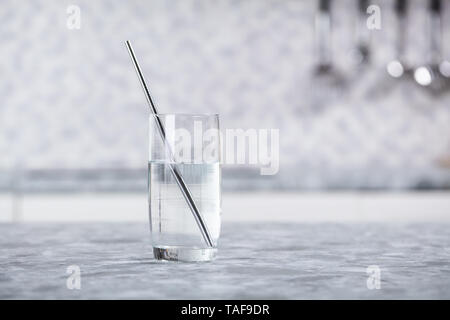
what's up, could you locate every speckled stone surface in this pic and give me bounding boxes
[1,222,449,299]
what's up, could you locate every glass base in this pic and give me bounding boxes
[153,246,217,262]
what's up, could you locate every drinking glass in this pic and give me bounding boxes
[148,114,221,261]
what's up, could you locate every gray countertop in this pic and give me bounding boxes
[1,222,449,299]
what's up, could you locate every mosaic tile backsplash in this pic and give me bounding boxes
[0,0,450,190]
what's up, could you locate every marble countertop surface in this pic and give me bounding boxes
[1,222,449,299]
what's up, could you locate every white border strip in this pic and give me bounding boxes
[1,191,449,223]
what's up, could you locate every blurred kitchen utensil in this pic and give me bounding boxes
[351,0,371,67]
[361,0,421,101]
[414,0,450,95]
[387,0,413,80]
[310,0,348,112]
[125,40,214,248]
[347,0,373,93]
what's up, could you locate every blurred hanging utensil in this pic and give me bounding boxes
[351,0,371,67]
[346,0,372,95]
[414,0,450,95]
[310,0,348,112]
[386,0,413,79]
[434,0,450,80]
[363,0,416,100]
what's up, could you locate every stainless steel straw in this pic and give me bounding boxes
[125,40,214,248]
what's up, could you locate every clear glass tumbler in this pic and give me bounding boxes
[148,114,221,262]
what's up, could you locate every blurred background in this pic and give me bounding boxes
[0,0,449,222]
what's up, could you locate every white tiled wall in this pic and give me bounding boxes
[0,0,449,189]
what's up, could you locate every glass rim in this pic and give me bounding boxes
[150,113,219,118]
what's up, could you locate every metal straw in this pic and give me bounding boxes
[125,40,214,248]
